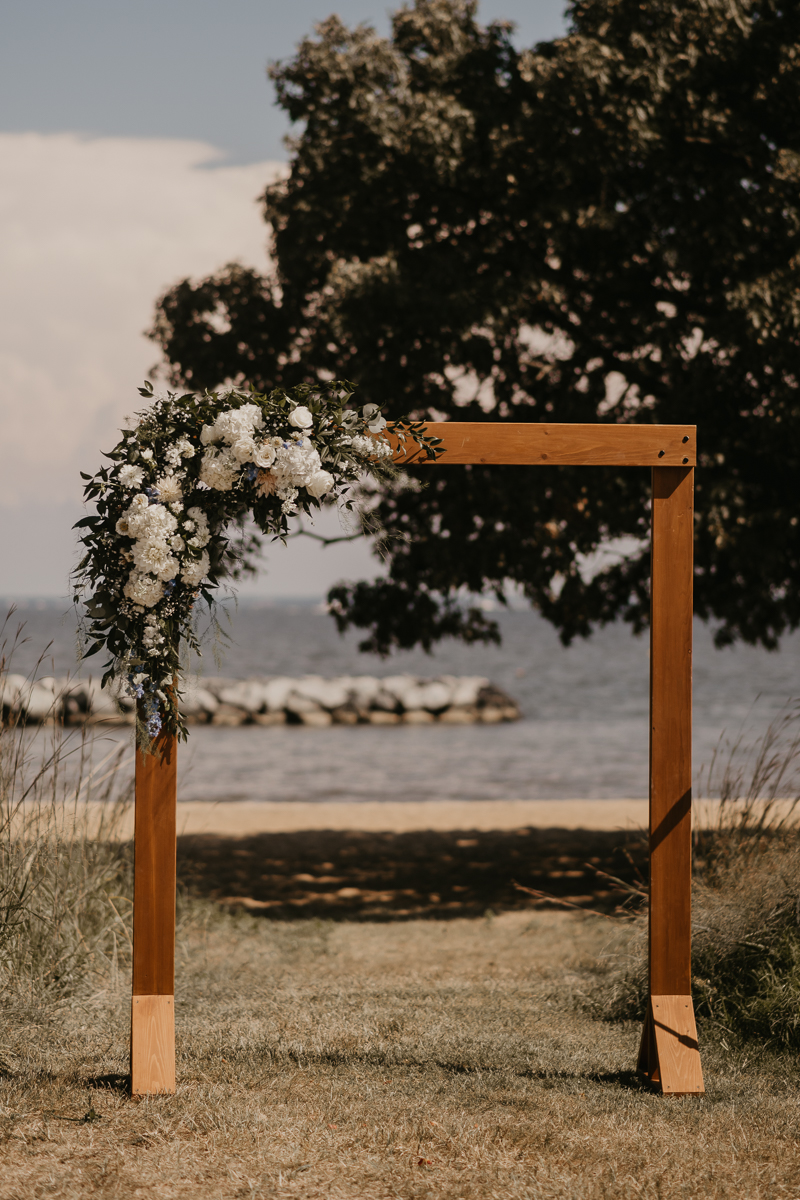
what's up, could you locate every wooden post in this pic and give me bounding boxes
[131,734,177,1094]
[638,466,704,1095]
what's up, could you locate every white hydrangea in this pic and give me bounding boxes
[182,550,210,586]
[185,506,210,547]
[199,446,239,491]
[123,571,164,607]
[114,499,181,581]
[124,500,178,543]
[118,464,144,489]
[202,404,264,447]
[132,541,179,580]
[142,615,165,648]
[271,439,322,490]
[349,433,393,460]
[279,487,299,516]
[306,469,334,498]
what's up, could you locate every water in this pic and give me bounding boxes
[3,599,799,802]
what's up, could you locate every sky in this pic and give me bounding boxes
[0,1,568,599]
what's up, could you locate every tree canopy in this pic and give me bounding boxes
[150,0,800,653]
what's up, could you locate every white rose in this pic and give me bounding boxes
[288,405,313,430]
[230,436,257,463]
[252,440,277,469]
[306,469,334,498]
[200,423,217,445]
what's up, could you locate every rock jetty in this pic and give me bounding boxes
[1,675,520,727]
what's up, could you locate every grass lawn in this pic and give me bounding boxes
[1,908,799,1199]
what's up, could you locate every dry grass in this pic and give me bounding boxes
[3,616,800,1197]
[596,704,800,1050]
[2,908,800,1199]
[1,613,134,995]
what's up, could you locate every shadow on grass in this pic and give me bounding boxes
[86,1073,130,1094]
[176,825,652,916]
[177,825,648,922]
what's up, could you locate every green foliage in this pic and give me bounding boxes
[73,381,439,742]
[150,0,800,653]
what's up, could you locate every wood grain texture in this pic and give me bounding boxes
[649,467,694,997]
[390,423,696,467]
[131,995,175,1095]
[132,736,177,996]
[649,996,704,1095]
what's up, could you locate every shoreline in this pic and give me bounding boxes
[171,798,651,835]
[23,796,797,840]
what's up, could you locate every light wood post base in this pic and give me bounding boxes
[638,995,704,1095]
[131,995,176,1095]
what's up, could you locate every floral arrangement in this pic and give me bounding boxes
[74,380,439,747]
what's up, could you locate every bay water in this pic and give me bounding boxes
[4,599,799,804]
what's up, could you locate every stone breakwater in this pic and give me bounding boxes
[1,675,520,728]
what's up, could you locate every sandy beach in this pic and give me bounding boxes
[40,795,796,840]
[171,798,651,837]
[40,797,649,840]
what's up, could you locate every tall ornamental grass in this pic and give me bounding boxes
[0,612,134,996]
[596,703,800,1050]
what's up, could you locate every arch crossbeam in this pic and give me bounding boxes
[131,422,703,1097]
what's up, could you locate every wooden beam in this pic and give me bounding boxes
[131,735,177,1094]
[390,422,696,467]
[639,465,703,1095]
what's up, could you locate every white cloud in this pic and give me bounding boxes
[0,134,382,597]
[0,132,283,507]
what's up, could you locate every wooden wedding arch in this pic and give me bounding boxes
[131,421,704,1097]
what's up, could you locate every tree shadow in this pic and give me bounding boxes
[85,1072,130,1094]
[177,825,648,923]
